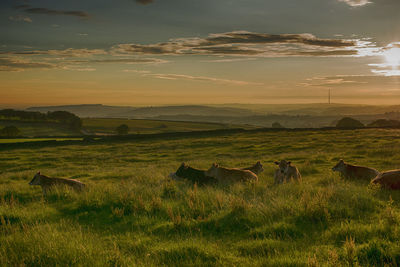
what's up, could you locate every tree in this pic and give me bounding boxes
[47,111,82,130]
[336,117,364,128]
[1,126,20,137]
[272,122,285,128]
[116,124,129,135]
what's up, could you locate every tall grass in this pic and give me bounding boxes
[1,129,400,266]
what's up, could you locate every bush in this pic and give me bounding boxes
[0,126,20,137]
[116,124,129,135]
[336,117,364,128]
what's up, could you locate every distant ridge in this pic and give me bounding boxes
[26,104,258,118]
[25,103,400,128]
[27,104,135,118]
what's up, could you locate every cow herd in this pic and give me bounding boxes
[28,159,400,196]
[169,159,400,190]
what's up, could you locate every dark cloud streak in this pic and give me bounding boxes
[135,0,154,5]
[23,8,89,18]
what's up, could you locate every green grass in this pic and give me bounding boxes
[0,138,83,144]
[0,120,79,137]
[1,128,400,266]
[82,118,253,135]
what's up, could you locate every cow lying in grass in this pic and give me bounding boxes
[371,170,400,190]
[242,161,264,175]
[205,163,258,183]
[29,172,86,195]
[274,160,301,182]
[170,163,217,185]
[332,159,379,180]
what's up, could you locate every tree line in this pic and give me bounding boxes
[0,109,82,131]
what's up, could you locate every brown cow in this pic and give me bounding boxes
[29,172,86,195]
[371,170,400,190]
[205,163,258,183]
[274,160,301,182]
[332,159,379,180]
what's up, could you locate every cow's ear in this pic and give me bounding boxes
[274,161,279,165]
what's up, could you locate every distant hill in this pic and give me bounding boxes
[27,104,135,118]
[116,105,257,118]
[27,104,258,118]
[25,103,400,128]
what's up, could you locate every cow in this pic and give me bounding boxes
[205,163,258,183]
[170,163,217,185]
[29,172,86,195]
[332,159,379,180]
[242,161,264,175]
[371,170,400,190]
[274,160,301,182]
[274,169,285,184]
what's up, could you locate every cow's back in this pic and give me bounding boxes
[52,177,85,190]
[217,168,257,183]
[179,167,217,185]
[345,165,379,180]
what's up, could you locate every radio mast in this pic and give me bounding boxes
[328,89,331,104]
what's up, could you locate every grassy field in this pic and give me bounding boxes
[0,138,83,144]
[0,120,79,137]
[1,128,400,266]
[1,118,251,137]
[82,118,253,135]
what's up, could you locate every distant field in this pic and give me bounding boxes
[82,118,252,135]
[0,118,251,137]
[1,129,400,266]
[0,120,78,137]
[0,138,82,144]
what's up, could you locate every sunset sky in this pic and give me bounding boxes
[1,0,400,107]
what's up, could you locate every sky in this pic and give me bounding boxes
[1,0,400,107]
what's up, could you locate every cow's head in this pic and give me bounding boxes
[332,159,345,172]
[205,163,219,178]
[176,163,189,177]
[29,172,42,186]
[254,161,264,173]
[275,160,290,174]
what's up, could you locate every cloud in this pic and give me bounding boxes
[338,0,371,7]
[300,76,365,87]
[0,57,56,72]
[24,8,89,18]
[113,31,369,58]
[9,15,32,23]
[123,70,263,86]
[15,5,90,19]
[136,0,154,5]
[72,58,167,64]
[0,48,107,57]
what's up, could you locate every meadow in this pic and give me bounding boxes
[81,118,251,135]
[1,128,400,266]
[1,117,249,138]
